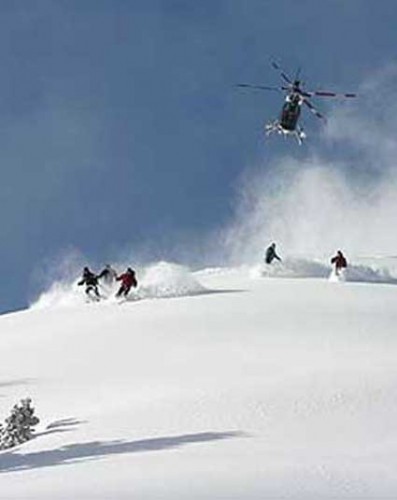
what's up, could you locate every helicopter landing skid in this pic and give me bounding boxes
[265,121,306,145]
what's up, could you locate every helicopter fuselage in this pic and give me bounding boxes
[238,61,356,145]
[279,93,302,131]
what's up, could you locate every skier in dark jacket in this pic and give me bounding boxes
[78,267,100,299]
[116,268,138,298]
[98,264,118,285]
[264,242,282,264]
[331,250,347,275]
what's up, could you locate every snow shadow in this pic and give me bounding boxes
[37,418,86,438]
[121,287,247,304]
[0,379,33,398]
[0,431,244,473]
[45,418,84,430]
[0,379,32,389]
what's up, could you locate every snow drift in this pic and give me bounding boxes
[139,261,206,298]
[250,257,397,284]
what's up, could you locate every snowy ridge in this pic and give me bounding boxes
[31,258,397,311]
[31,261,207,310]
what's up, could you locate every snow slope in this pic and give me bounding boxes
[1,262,397,499]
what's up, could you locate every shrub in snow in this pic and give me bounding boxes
[0,398,40,450]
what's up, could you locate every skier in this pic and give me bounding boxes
[116,267,138,298]
[98,264,118,285]
[77,267,101,300]
[331,250,347,276]
[264,242,282,264]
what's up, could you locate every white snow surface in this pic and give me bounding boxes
[1,260,397,499]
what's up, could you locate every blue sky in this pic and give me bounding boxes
[1,0,396,313]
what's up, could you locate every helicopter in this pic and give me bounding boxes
[237,61,357,144]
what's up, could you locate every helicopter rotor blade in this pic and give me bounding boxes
[303,90,357,99]
[271,61,293,85]
[235,83,283,92]
[303,98,326,121]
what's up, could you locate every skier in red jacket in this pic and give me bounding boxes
[116,268,138,298]
[330,250,347,276]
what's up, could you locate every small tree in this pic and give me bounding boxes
[0,398,40,450]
